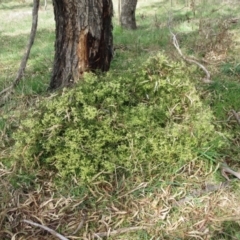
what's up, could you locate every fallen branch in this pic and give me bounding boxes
[231,110,240,125]
[93,226,148,239]
[71,212,87,235]
[229,17,240,24]
[221,162,240,181]
[171,32,212,83]
[22,220,69,240]
[0,0,39,105]
[164,7,212,83]
[0,86,14,107]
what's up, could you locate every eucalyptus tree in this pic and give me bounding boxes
[119,0,138,30]
[50,0,114,90]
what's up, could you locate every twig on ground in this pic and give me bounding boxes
[221,162,240,181]
[170,32,212,83]
[0,86,14,107]
[93,226,148,239]
[229,17,240,24]
[164,6,212,83]
[71,212,87,235]
[231,110,240,125]
[22,220,69,240]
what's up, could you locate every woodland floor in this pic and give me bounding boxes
[1,0,240,239]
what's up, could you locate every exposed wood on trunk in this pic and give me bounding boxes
[49,0,113,90]
[78,28,88,76]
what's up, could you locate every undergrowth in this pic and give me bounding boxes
[1,0,240,239]
[10,54,225,184]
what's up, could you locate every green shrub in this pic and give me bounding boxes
[12,53,225,183]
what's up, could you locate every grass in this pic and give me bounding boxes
[0,1,54,93]
[1,0,240,239]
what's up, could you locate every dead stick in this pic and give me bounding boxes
[231,110,240,125]
[0,85,14,98]
[0,0,39,101]
[171,32,212,83]
[93,226,148,238]
[164,6,212,83]
[22,220,69,240]
[221,163,240,181]
[13,0,39,87]
[71,212,87,235]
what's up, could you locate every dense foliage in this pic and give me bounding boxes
[13,54,224,183]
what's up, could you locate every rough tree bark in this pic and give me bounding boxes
[44,0,47,10]
[120,0,138,30]
[49,0,113,90]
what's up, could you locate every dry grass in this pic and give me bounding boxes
[1,159,240,240]
[1,0,240,239]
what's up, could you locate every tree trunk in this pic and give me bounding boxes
[44,0,47,10]
[120,0,137,30]
[118,0,121,25]
[49,0,113,90]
